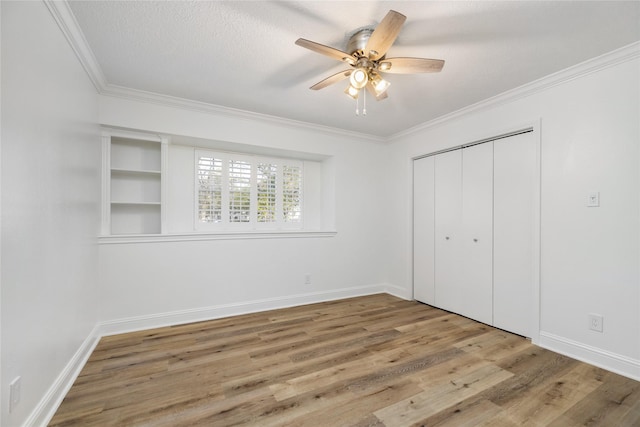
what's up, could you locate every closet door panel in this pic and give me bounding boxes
[460,142,494,324]
[434,150,462,313]
[413,156,435,304]
[493,132,536,336]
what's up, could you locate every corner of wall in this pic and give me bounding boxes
[22,326,102,427]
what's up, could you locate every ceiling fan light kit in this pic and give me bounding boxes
[344,85,360,100]
[295,10,445,116]
[350,67,369,89]
[370,73,391,96]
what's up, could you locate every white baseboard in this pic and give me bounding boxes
[46,288,640,427]
[24,325,102,427]
[382,283,412,300]
[538,331,640,381]
[29,284,395,426]
[98,283,393,336]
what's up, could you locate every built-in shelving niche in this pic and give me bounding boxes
[101,130,168,236]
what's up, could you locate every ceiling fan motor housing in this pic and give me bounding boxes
[346,28,375,57]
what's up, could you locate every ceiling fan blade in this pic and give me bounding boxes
[364,10,407,61]
[379,57,445,74]
[295,38,355,64]
[310,69,352,90]
[365,81,388,101]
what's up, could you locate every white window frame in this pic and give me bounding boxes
[195,150,304,231]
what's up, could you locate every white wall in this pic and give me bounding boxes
[387,47,640,379]
[97,96,396,330]
[2,5,637,425]
[1,2,101,426]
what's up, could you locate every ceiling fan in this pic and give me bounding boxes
[295,10,444,113]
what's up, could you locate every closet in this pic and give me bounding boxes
[413,130,537,337]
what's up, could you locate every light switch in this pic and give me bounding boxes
[587,192,600,207]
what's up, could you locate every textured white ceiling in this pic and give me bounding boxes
[68,1,640,138]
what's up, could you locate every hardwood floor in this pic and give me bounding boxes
[50,294,640,426]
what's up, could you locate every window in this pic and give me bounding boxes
[257,163,277,223]
[196,150,303,230]
[197,156,222,223]
[228,159,251,223]
[283,165,302,222]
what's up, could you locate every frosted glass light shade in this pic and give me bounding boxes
[371,74,390,96]
[344,84,360,99]
[349,68,368,89]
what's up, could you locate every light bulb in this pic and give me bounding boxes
[370,74,390,96]
[378,62,391,72]
[344,84,359,100]
[349,67,368,89]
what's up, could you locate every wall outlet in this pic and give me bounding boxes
[588,313,604,332]
[9,376,21,413]
[304,274,312,285]
[587,192,600,207]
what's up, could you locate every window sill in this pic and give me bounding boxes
[98,230,337,244]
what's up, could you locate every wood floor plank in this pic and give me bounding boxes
[290,378,422,427]
[502,362,604,425]
[547,369,640,427]
[49,295,640,426]
[374,363,513,425]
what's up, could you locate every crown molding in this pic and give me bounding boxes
[390,41,640,141]
[44,0,107,92]
[100,84,386,143]
[45,0,384,144]
[46,0,639,145]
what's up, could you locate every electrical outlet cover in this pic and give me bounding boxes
[588,313,604,332]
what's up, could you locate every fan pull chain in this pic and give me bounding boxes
[363,89,367,116]
[354,90,367,116]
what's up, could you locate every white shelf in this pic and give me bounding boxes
[111,201,162,206]
[102,130,168,236]
[111,168,161,176]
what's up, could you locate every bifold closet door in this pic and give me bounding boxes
[460,142,494,325]
[413,156,435,304]
[493,132,536,337]
[433,149,462,314]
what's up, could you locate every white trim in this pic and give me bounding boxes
[23,326,102,427]
[98,230,336,244]
[24,286,403,425]
[531,120,542,345]
[391,41,640,141]
[98,284,394,336]
[44,0,107,92]
[160,136,169,234]
[20,292,640,427]
[46,0,639,145]
[100,86,386,144]
[44,1,383,144]
[100,134,110,236]
[382,283,413,301]
[102,127,164,143]
[537,331,640,382]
